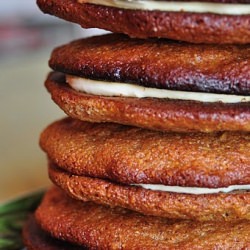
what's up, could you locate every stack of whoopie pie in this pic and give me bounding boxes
[23,0,250,249]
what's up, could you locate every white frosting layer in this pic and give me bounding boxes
[67,75,250,104]
[78,0,250,15]
[134,184,250,194]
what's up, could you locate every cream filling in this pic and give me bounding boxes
[67,75,250,104]
[133,184,250,194]
[78,0,250,15]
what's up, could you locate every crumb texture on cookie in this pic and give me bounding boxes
[45,72,250,133]
[37,0,250,44]
[49,34,250,95]
[35,187,250,249]
[40,117,250,187]
[49,164,250,221]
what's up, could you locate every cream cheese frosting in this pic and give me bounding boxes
[67,75,250,103]
[78,0,250,15]
[134,184,250,194]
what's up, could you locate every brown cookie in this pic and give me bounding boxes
[49,164,250,221]
[22,215,83,250]
[35,187,250,249]
[45,72,250,132]
[40,117,250,188]
[49,34,250,95]
[37,0,250,44]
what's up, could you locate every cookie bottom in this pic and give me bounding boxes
[37,0,250,44]
[35,187,250,249]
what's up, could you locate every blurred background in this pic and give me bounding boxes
[0,0,105,202]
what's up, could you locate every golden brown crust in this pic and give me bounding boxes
[49,164,250,221]
[45,72,250,133]
[35,187,250,249]
[40,117,250,188]
[23,215,83,250]
[37,0,250,44]
[49,34,250,95]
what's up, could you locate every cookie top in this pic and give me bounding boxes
[35,187,250,249]
[37,0,250,44]
[40,117,250,187]
[49,34,250,95]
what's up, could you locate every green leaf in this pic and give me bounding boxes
[0,238,23,250]
[0,190,45,250]
[0,190,44,215]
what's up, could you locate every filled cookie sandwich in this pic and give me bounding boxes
[45,34,250,132]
